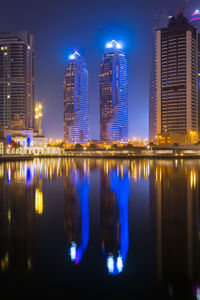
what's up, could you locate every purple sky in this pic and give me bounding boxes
[0,0,199,139]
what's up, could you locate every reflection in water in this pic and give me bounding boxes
[35,188,43,215]
[150,160,200,298]
[0,158,200,296]
[0,167,35,275]
[64,161,90,264]
[101,165,129,275]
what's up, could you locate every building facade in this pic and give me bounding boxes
[63,51,90,144]
[34,101,43,136]
[189,10,200,140]
[0,31,34,130]
[154,14,198,144]
[149,12,168,142]
[99,40,128,142]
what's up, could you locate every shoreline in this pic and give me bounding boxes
[2,153,200,161]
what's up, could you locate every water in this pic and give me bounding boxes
[0,158,199,298]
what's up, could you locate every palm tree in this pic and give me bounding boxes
[74,143,83,151]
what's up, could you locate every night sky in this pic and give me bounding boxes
[0,0,199,139]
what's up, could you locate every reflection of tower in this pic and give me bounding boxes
[35,101,43,136]
[149,161,200,289]
[101,165,129,275]
[0,163,35,275]
[64,161,90,264]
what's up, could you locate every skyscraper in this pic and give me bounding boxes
[149,12,168,142]
[99,40,128,142]
[189,9,200,140]
[63,51,90,144]
[154,13,198,144]
[0,31,34,129]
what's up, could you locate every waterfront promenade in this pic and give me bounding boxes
[2,145,200,161]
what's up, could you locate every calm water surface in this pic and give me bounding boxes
[0,158,199,298]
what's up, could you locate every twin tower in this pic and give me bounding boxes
[63,40,128,144]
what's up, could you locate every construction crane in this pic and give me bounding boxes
[177,0,189,16]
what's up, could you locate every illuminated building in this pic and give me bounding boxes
[34,101,43,136]
[0,139,5,155]
[149,12,168,142]
[189,9,200,140]
[99,40,128,141]
[4,115,34,148]
[64,51,90,144]
[3,114,65,155]
[149,62,157,143]
[0,124,5,155]
[0,31,34,129]
[154,13,198,144]
[64,161,90,264]
[101,164,129,275]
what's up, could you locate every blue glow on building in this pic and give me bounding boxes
[64,51,90,143]
[69,50,80,60]
[100,40,128,141]
[7,135,11,144]
[69,167,90,264]
[26,135,31,147]
[105,40,122,49]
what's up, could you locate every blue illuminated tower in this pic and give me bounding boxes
[99,40,128,141]
[64,51,90,143]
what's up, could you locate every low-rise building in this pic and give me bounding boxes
[0,138,6,155]
[4,115,64,156]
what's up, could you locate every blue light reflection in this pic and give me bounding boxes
[107,167,129,275]
[69,168,90,264]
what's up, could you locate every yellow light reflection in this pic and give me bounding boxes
[35,189,43,215]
